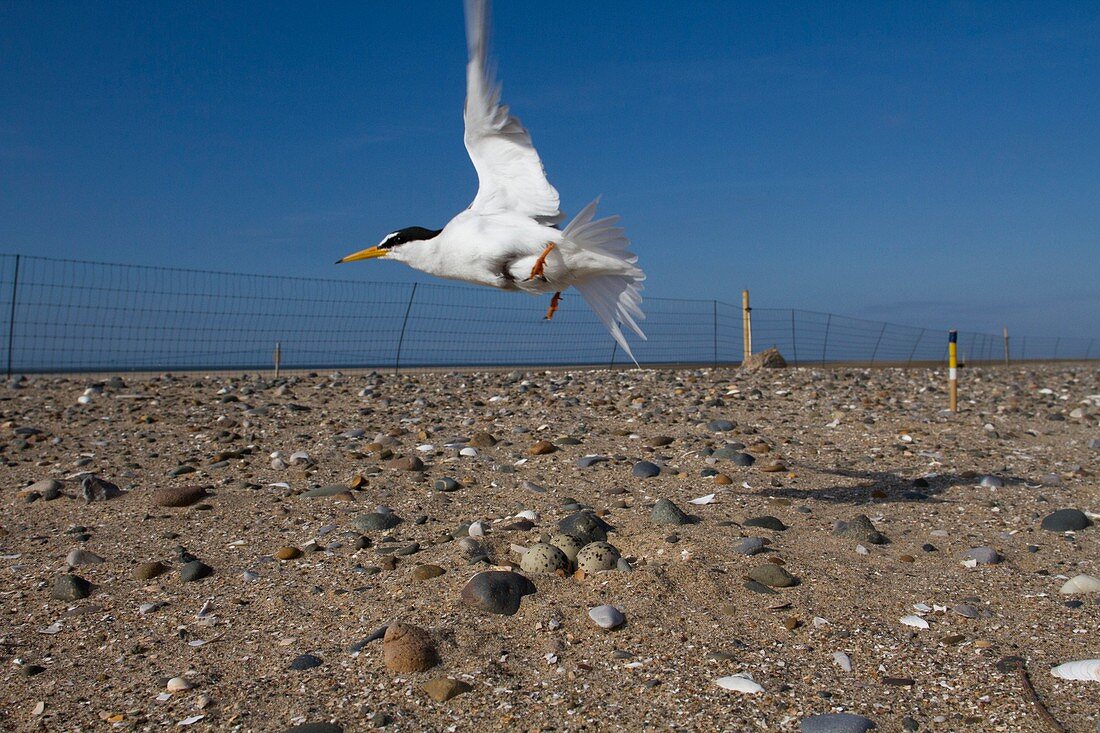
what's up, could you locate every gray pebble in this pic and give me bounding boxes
[801,713,877,733]
[964,547,1002,565]
[460,571,536,615]
[180,560,213,582]
[588,604,625,629]
[632,461,660,478]
[744,515,787,531]
[51,574,92,601]
[833,514,887,544]
[651,499,690,525]
[735,537,767,556]
[1040,508,1091,532]
[289,653,322,670]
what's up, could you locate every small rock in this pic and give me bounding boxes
[134,561,169,580]
[433,477,460,492]
[707,420,736,432]
[748,564,796,588]
[51,574,91,601]
[632,461,660,478]
[558,511,611,544]
[744,515,787,531]
[152,485,210,508]
[1040,509,1092,532]
[963,547,1002,565]
[65,549,104,566]
[299,485,350,498]
[353,512,402,532]
[528,440,557,455]
[386,456,424,471]
[180,560,213,582]
[412,564,445,580]
[576,455,609,468]
[166,676,192,692]
[421,677,471,702]
[588,604,625,629]
[979,475,1005,488]
[800,713,877,733]
[735,537,767,556]
[289,653,322,670]
[651,499,690,525]
[383,623,438,673]
[284,724,343,733]
[275,547,302,561]
[834,514,887,544]
[460,571,536,616]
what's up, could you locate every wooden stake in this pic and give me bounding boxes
[948,330,958,412]
[274,341,282,379]
[1003,327,1010,366]
[742,289,752,360]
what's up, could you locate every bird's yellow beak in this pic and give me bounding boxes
[336,246,387,264]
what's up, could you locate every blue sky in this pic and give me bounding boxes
[2,1,1097,337]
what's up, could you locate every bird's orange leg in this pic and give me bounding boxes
[526,242,556,282]
[545,291,562,320]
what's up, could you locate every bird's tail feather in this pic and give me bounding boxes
[564,199,647,365]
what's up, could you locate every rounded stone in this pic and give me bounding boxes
[65,548,104,566]
[386,456,425,471]
[744,515,787,531]
[748,564,796,588]
[412,564,446,580]
[833,514,886,544]
[736,537,767,556]
[382,623,438,673]
[708,419,736,432]
[576,542,621,573]
[433,477,460,492]
[557,511,610,544]
[800,713,877,733]
[134,561,169,580]
[1040,509,1091,532]
[528,440,557,455]
[588,604,625,629]
[284,723,344,733]
[275,546,302,561]
[289,653,322,670]
[152,485,211,508]
[632,461,660,478]
[963,547,1002,565]
[353,512,402,532]
[521,543,570,573]
[548,533,585,562]
[422,677,472,702]
[651,499,689,525]
[179,560,213,582]
[460,571,536,616]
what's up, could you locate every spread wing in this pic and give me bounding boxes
[463,0,563,224]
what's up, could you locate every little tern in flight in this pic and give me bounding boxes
[339,0,646,361]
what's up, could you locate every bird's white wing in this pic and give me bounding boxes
[464,0,563,223]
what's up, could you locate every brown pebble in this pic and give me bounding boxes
[412,564,445,580]
[422,677,471,702]
[383,623,439,673]
[274,546,301,561]
[151,485,211,508]
[134,561,168,580]
[898,554,915,563]
[713,474,733,485]
[386,456,424,471]
[759,463,787,473]
[783,616,800,630]
[528,440,557,456]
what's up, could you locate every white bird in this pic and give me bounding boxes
[338,0,646,362]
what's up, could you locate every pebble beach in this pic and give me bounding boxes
[2,363,1098,732]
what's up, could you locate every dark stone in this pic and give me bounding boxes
[460,571,536,615]
[179,560,213,582]
[152,485,211,508]
[651,499,690,525]
[51,574,91,601]
[576,455,609,468]
[1040,508,1091,532]
[833,514,887,544]
[707,420,736,432]
[434,477,460,492]
[744,515,787,531]
[800,713,877,733]
[632,461,660,478]
[299,485,349,498]
[748,564,797,587]
[558,511,611,544]
[289,653,322,670]
[735,537,767,556]
[353,512,402,532]
[284,724,344,733]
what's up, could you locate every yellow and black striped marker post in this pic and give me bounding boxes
[948,330,958,412]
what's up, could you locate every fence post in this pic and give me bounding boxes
[790,310,798,366]
[713,300,718,368]
[870,322,886,365]
[273,341,282,379]
[6,254,20,379]
[741,290,751,361]
[1002,328,1009,366]
[906,328,925,367]
[394,283,418,375]
[608,341,617,370]
[821,313,831,365]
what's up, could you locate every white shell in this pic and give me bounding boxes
[1050,660,1100,681]
[715,675,764,694]
[515,510,539,521]
[1059,574,1100,594]
[900,615,929,629]
[166,676,192,692]
[689,493,716,505]
[459,447,478,457]
[468,521,486,537]
[833,652,852,672]
[416,444,434,452]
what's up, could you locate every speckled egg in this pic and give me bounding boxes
[548,533,585,563]
[520,543,570,573]
[576,541,621,573]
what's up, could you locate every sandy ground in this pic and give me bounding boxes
[1,363,1097,733]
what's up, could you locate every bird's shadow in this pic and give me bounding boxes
[740,465,1025,505]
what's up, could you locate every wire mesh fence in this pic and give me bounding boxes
[0,253,1095,374]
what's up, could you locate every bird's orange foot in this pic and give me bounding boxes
[545,291,562,320]
[526,242,556,282]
